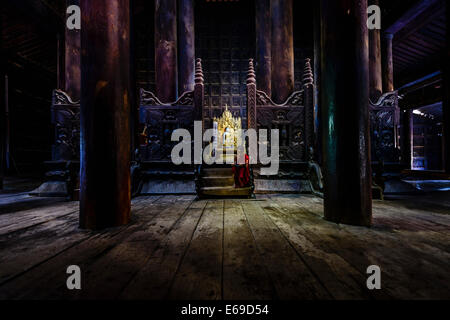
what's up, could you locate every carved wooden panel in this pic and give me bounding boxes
[139,105,195,162]
[369,91,400,163]
[139,87,200,162]
[256,104,306,162]
[51,90,80,161]
[195,0,254,129]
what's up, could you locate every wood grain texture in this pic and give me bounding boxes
[0,193,449,300]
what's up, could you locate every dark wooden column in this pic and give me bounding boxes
[178,0,195,95]
[313,0,322,164]
[320,0,372,227]
[271,0,294,104]
[56,33,65,90]
[256,0,271,96]
[65,0,81,100]
[443,4,450,173]
[382,33,394,92]
[369,0,382,100]
[402,109,413,169]
[155,0,178,102]
[80,0,131,230]
[0,15,4,190]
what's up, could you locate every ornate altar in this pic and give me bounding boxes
[30,90,80,199]
[196,105,253,199]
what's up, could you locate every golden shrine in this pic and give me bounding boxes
[213,105,244,163]
[213,105,242,148]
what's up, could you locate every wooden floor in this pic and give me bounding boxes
[0,191,449,300]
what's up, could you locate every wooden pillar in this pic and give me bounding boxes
[178,0,195,95]
[56,33,65,90]
[369,0,382,100]
[443,4,450,173]
[382,33,394,92]
[313,0,322,164]
[65,0,81,100]
[402,109,413,169]
[155,0,178,102]
[271,0,294,104]
[80,0,131,230]
[130,0,137,160]
[320,0,372,227]
[0,14,4,190]
[0,75,3,189]
[256,0,271,96]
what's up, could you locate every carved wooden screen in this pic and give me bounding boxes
[139,90,195,162]
[369,92,400,163]
[138,59,204,163]
[255,92,307,162]
[247,59,315,163]
[195,0,255,129]
[51,90,80,162]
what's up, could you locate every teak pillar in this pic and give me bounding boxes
[320,0,372,227]
[271,0,294,104]
[369,0,382,100]
[178,0,195,95]
[256,0,271,96]
[443,5,450,173]
[155,0,178,102]
[382,33,394,92]
[65,0,81,100]
[313,0,322,163]
[0,14,4,190]
[80,0,131,230]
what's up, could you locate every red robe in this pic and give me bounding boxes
[233,154,250,188]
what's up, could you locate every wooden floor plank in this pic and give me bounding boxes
[120,199,208,300]
[0,197,156,286]
[67,195,196,299]
[262,195,371,300]
[167,200,224,300]
[0,202,79,235]
[241,200,331,300]
[282,195,450,299]
[0,196,167,299]
[222,199,275,300]
[0,191,449,300]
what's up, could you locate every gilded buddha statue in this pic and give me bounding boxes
[213,105,242,149]
[213,105,244,163]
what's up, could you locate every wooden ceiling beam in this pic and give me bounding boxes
[394,1,444,42]
[385,0,441,35]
